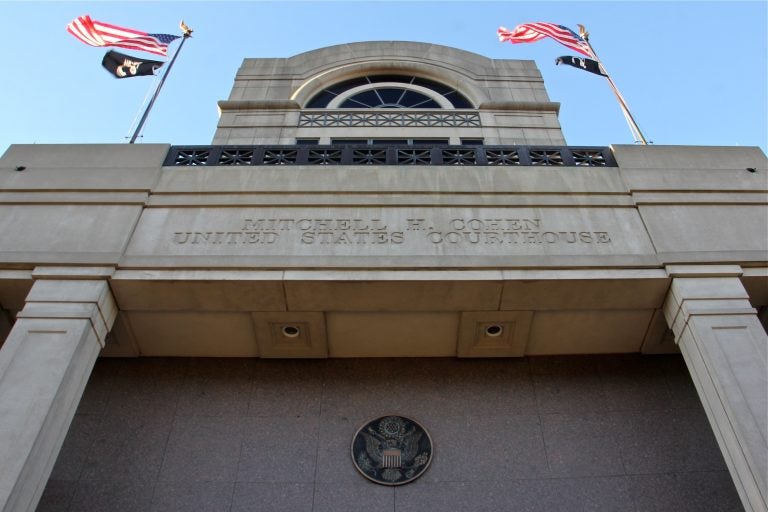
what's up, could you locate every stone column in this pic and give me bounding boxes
[664,265,767,512]
[0,269,116,512]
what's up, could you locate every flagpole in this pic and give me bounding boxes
[578,25,648,145]
[129,22,192,144]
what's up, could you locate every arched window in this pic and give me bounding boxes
[306,75,473,109]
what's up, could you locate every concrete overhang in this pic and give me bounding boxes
[102,269,677,358]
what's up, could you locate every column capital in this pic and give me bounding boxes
[663,270,756,340]
[16,277,116,346]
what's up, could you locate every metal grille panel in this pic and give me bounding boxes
[263,149,298,165]
[299,111,481,127]
[164,145,616,167]
[486,149,520,166]
[173,150,211,166]
[530,150,565,166]
[573,150,608,167]
[397,149,432,165]
[441,149,477,165]
[219,149,254,166]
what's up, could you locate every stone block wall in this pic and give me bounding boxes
[37,354,742,512]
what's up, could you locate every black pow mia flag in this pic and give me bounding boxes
[101,50,164,79]
[556,55,607,77]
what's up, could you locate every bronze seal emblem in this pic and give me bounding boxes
[351,415,433,486]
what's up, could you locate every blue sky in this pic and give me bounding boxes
[2,1,766,155]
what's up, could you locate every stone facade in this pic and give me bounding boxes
[0,42,766,511]
[214,42,565,146]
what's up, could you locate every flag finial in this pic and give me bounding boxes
[578,24,589,41]
[180,20,193,37]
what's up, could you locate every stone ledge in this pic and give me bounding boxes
[666,265,744,278]
[217,100,300,111]
[478,101,560,112]
[32,267,116,280]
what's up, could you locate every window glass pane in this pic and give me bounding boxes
[342,90,380,108]
[413,139,449,145]
[460,138,484,145]
[376,88,405,105]
[400,90,432,107]
[372,139,408,145]
[306,90,336,108]
[409,98,441,109]
[326,77,368,95]
[296,138,320,145]
[413,77,451,95]
[449,94,473,108]
[331,139,367,145]
[368,75,410,84]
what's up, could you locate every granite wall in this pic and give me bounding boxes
[37,354,742,512]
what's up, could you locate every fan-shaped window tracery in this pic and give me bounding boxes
[306,75,473,109]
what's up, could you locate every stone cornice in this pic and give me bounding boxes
[477,101,560,113]
[217,100,301,111]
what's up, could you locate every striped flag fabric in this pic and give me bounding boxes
[67,15,179,57]
[498,23,594,58]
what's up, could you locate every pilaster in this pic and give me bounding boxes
[663,265,767,512]
[0,268,116,512]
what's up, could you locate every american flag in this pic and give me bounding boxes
[498,23,595,58]
[67,15,179,57]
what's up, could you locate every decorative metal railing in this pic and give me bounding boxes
[298,111,481,127]
[164,145,617,167]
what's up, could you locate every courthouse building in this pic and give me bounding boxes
[0,42,766,511]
